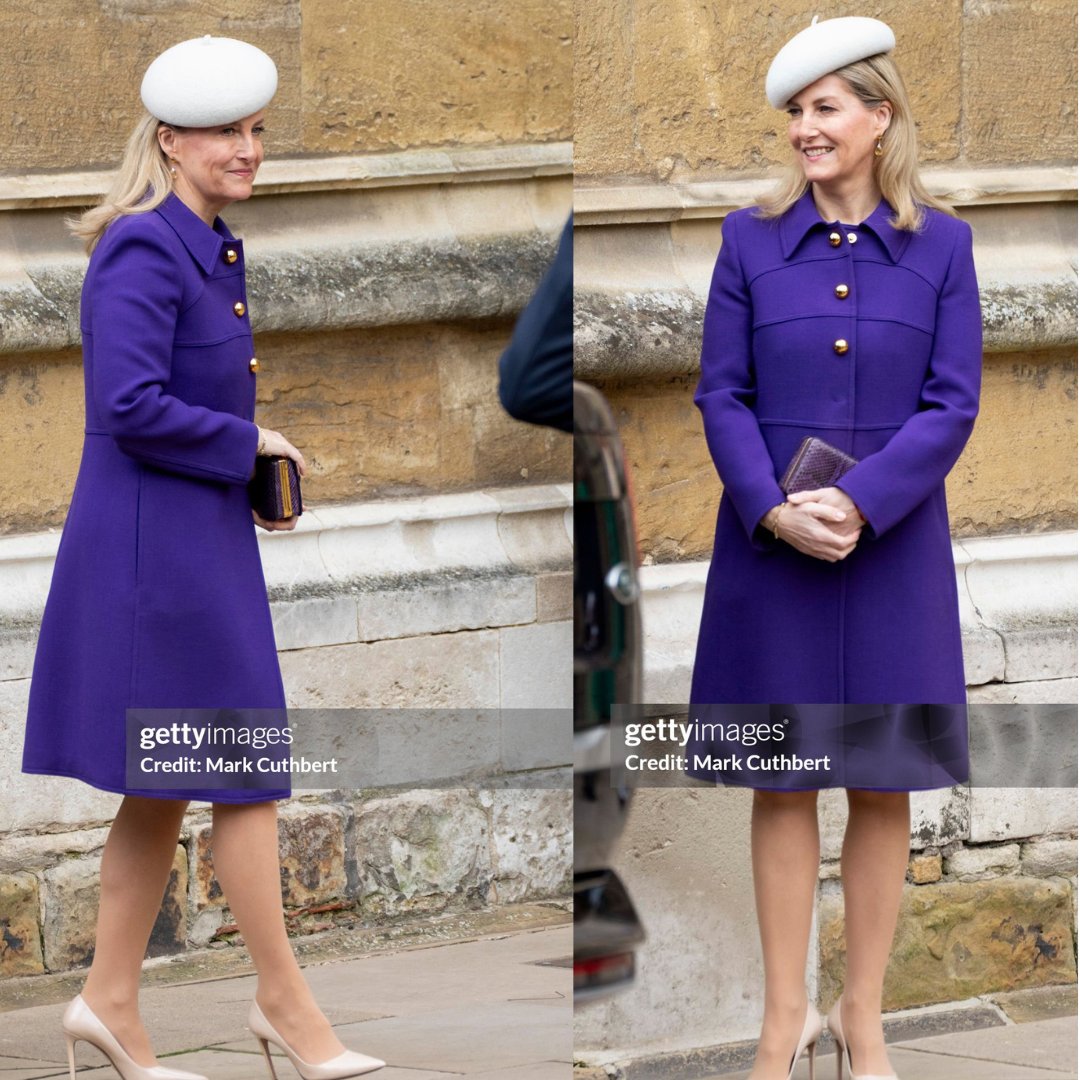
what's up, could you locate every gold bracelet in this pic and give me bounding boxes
[772,502,787,540]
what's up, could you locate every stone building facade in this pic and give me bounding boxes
[573,0,1077,1068]
[0,1,573,980]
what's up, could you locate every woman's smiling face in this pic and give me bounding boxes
[786,73,891,192]
[158,112,266,224]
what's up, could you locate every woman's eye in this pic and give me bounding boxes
[786,108,800,117]
[253,126,265,136]
[221,127,236,135]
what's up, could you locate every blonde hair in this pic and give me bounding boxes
[756,53,954,231]
[71,113,176,254]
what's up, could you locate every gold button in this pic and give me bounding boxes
[828,231,842,247]
[249,357,260,373]
[224,248,238,264]
[834,339,849,354]
[835,284,850,299]
[847,232,858,244]
[233,301,246,317]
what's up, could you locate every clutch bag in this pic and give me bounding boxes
[779,437,858,494]
[249,456,302,521]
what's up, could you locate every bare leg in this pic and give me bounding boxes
[80,795,190,1067]
[838,789,910,1075]
[749,789,820,1080]
[210,801,347,1063]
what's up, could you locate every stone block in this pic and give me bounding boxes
[0,623,39,682]
[280,630,500,708]
[189,822,224,913]
[821,788,969,861]
[41,856,100,972]
[1002,624,1078,684]
[277,804,348,907]
[970,789,1078,844]
[500,708,572,772]
[0,872,43,977]
[0,827,110,874]
[1021,838,1079,878]
[820,877,1076,1010]
[355,790,491,917]
[147,846,188,959]
[944,843,1020,881]
[300,0,572,155]
[968,678,1078,704]
[536,571,572,622]
[356,574,535,642]
[964,0,1078,166]
[270,597,358,652]
[909,853,943,885]
[488,789,572,902]
[499,622,572,708]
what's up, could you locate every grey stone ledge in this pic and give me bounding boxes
[0,161,571,355]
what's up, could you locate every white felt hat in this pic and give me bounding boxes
[141,36,278,126]
[765,16,895,109]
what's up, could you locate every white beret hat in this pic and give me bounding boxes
[765,16,895,109]
[141,35,278,126]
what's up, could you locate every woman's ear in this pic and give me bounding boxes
[876,101,894,138]
[157,123,176,160]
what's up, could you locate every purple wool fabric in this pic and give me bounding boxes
[689,190,982,784]
[22,193,289,802]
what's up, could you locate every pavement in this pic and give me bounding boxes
[725,1016,1078,1079]
[576,986,1078,1080]
[0,916,572,1080]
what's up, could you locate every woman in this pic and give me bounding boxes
[688,17,981,1080]
[21,37,383,1080]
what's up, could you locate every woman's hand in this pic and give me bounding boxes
[252,508,301,532]
[771,486,864,562]
[257,427,307,475]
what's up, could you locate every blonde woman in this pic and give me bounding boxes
[22,37,383,1080]
[689,17,981,1080]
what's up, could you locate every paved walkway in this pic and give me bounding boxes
[0,925,572,1079]
[725,1015,1078,1079]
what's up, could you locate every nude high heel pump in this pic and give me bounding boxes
[786,1001,823,1080]
[61,995,208,1080]
[248,1000,385,1079]
[825,998,897,1080]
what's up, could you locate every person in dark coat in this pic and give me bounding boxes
[688,18,982,1080]
[22,37,383,1080]
[498,214,573,432]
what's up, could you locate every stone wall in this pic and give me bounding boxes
[0,788,572,979]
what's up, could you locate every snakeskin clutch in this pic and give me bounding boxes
[249,456,303,521]
[779,437,858,494]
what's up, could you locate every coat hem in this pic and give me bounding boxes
[21,765,291,804]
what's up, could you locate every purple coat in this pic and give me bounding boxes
[22,193,289,802]
[690,190,982,704]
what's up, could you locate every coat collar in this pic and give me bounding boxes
[155,192,237,274]
[779,187,911,263]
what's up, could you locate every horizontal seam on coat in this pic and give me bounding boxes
[756,418,905,430]
[748,257,941,294]
[116,447,251,482]
[173,331,254,348]
[752,313,934,335]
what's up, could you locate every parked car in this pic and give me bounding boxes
[573,380,646,1001]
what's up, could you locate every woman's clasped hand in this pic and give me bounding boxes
[765,487,865,562]
[252,429,307,533]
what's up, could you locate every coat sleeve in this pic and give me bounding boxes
[88,222,259,485]
[498,214,573,432]
[836,219,982,538]
[694,212,786,549]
